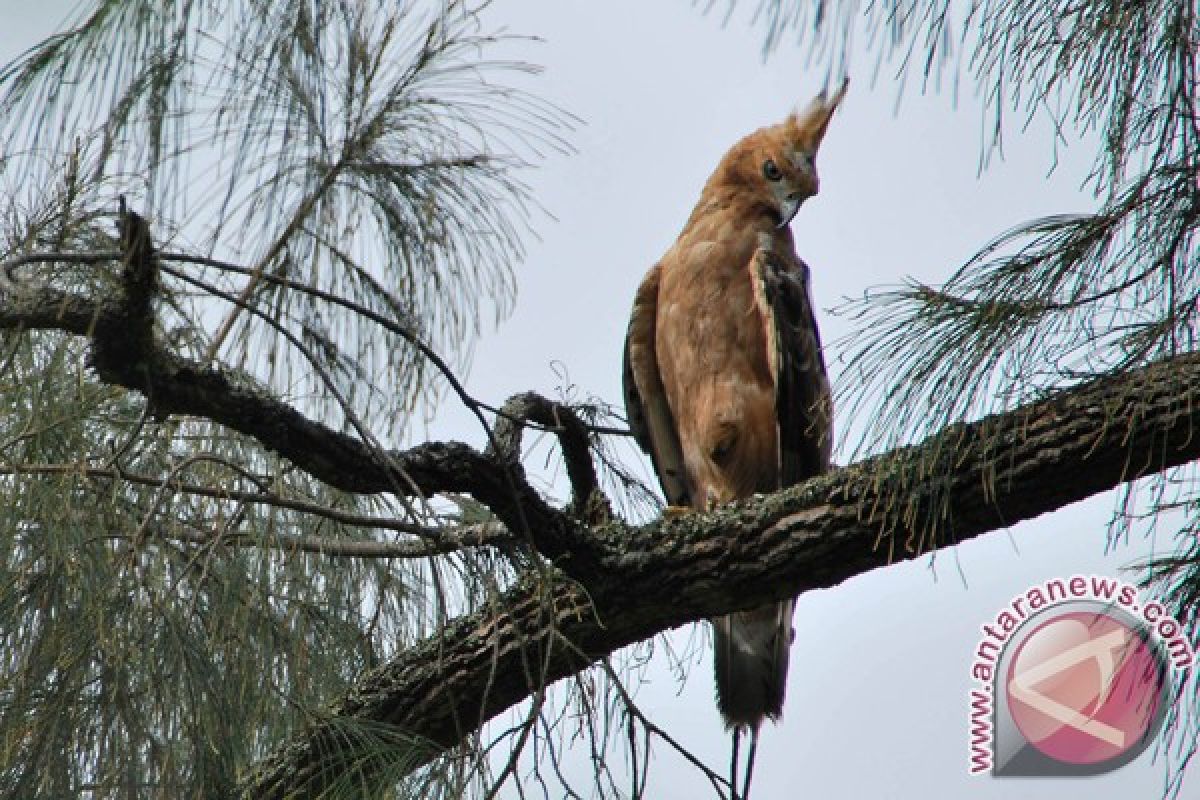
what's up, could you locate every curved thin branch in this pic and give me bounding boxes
[489,391,603,517]
[138,520,508,560]
[0,463,514,556]
[0,247,637,439]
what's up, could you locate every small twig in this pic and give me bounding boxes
[102,402,153,469]
[489,392,605,519]
[593,655,731,800]
[98,518,508,560]
[0,462,513,554]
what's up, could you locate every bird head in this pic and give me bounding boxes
[722,79,848,228]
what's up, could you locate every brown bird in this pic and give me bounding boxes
[623,82,845,798]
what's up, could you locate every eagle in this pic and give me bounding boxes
[622,83,845,795]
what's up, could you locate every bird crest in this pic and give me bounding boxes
[783,78,849,159]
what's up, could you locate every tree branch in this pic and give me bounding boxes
[135,519,510,559]
[237,351,1200,797]
[0,250,599,572]
[488,391,604,518]
[1,462,514,557]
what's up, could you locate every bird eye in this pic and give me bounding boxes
[762,159,783,181]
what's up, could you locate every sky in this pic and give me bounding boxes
[0,2,1195,799]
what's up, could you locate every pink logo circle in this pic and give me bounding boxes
[1005,611,1165,766]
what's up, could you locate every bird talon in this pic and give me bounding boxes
[661,505,692,519]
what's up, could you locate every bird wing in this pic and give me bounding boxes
[710,247,831,731]
[753,248,833,486]
[623,262,690,507]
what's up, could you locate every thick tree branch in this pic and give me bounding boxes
[0,285,102,335]
[237,351,1200,797]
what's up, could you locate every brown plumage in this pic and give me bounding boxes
[623,83,845,790]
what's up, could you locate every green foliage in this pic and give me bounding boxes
[0,2,571,797]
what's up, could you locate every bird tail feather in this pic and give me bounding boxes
[712,598,796,730]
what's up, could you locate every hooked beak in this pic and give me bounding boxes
[777,193,803,228]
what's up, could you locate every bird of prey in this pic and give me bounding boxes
[622,82,846,797]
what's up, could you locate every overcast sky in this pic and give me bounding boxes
[1,3,1195,799]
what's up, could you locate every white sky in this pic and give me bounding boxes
[1,2,1195,799]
